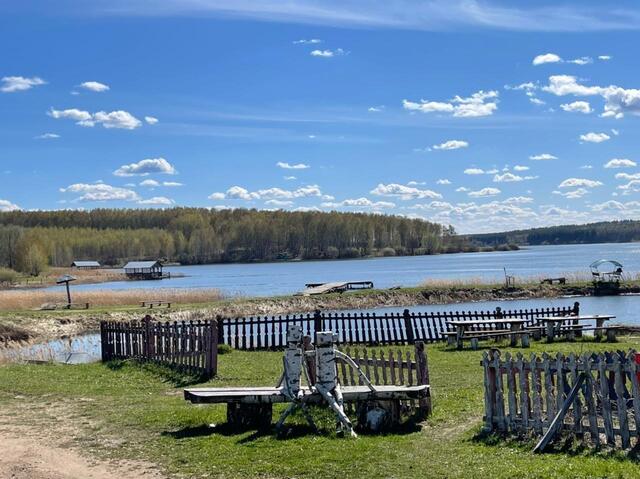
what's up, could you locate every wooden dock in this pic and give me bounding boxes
[297,281,374,296]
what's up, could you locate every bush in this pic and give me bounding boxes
[380,247,396,257]
[0,267,17,284]
[217,344,233,355]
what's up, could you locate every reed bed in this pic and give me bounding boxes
[0,288,224,311]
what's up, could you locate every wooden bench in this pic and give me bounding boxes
[140,300,171,308]
[55,302,90,310]
[540,277,566,285]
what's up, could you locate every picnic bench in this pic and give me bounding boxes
[445,318,528,350]
[140,300,171,308]
[534,314,617,342]
[55,302,90,310]
[540,277,566,285]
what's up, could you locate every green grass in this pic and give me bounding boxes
[2,339,640,478]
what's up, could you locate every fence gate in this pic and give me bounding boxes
[482,349,640,449]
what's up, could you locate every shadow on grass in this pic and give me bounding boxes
[472,428,640,463]
[104,359,208,387]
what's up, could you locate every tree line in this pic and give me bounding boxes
[0,208,480,274]
[467,219,640,247]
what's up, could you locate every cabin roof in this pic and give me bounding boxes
[123,261,162,269]
[71,260,101,267]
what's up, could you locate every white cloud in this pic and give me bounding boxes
[79,81,110,92]
[432,140,468,150]
[615,172,640,181]
[568,56,593,65]
[1,76,46,93]
[208,192,226,200]
[138,196,175,205]
[113,158,177,177]
[140,179,159,187]
[276,161,310,169]
[553,188,589,199]
[35,133,60,139]
[468,187,501,197]
[455,187,469,192]
[513,165,529,171]
[323,197,395,209]
[529,98,546,105]
[558,178,603,188]
[436,179,451,185]
[605,158,636,169]
[49,108,142,129]
[368,105,385,112]
[60,183,140,202]
[293,39,322,44]
[560,101,592,114]
[403,90,498,118]
[0,199,20,211]
[145,116,159,125]
[580,132,610,143]
[581,165,593,169]
[265,199,294,207]
[310,48,346,57]
[532,53,561,65]
[504,196,534,204]
[529,153,558,161]
[591,200,625,212]
[493,172,524,183]
[464,168,485,175]
[370,183,441,200]
[598,55,612,61]
[210,184,325,201]
[284,176,297,180]
[163,181,183,187]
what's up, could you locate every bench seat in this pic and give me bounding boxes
[184,385,429,405]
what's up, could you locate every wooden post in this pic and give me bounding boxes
[572,301,581,337]
[208,319,219,378]
[414,341,431,416]
[313,309,323,337]
[143,315,152,360]
[65,281,72,307]
[100,321,108,362]
[403,309,415,344]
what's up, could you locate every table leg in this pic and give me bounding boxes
[595,318,604,340]
[546,322,554,342]
[456,325,464,350]
[510,323,521,347]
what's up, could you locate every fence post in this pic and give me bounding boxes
[143,315,153,360]
[403,309,415,344]
[495,307,503,319]
[572,301,581,337]
[313,309,323,337]
[206,319,219,378]
[414,341,431,416]
[100,321,108,362]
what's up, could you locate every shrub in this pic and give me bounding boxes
[0,267,17,284]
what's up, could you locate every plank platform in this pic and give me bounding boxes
[297,281,374,296]
[184,385,429,405]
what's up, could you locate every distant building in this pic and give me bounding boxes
[71,260,101,269]
[123,260,165,280]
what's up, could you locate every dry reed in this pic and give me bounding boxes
[0,288,224,311]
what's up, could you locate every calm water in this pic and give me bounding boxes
[54,242,640,297]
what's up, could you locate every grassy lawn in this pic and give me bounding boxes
[2,339,640,478]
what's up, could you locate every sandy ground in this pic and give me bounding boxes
[0,426,165,479]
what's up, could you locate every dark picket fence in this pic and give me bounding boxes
[100,315,218,378]
[218,302,581,350]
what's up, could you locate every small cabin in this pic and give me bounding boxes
[123,260,164,280]
[71,260,101,269]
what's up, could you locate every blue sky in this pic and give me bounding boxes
[3,1,640,233]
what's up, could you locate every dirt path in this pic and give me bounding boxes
[0,424,165,479]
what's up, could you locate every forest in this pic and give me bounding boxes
[468,219,640,247]
[0,208,481,275]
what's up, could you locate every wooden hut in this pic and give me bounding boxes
[123,261,165,280]
[71,260,101,269]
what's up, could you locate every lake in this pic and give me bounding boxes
[54,242,640,297]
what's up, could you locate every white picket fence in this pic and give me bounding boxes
[482,349,640,449]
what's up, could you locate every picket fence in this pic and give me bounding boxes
[218,303,580,350]
[100,316,218,378]
[483,349,640,449]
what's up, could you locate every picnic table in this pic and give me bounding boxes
[446,318,528,349]
[535,314,616,341]
[140,300,171,308]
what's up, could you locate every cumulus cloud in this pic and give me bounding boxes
[615,172,640,180]
[35,133,60,139]
[293,39,322,44]
[140,179,160,187]
[569,56,593,65]
[455,187,469,192]
[276,161,310,169]
[432,140,468,150]
[137,196,175,205]
[322,197,395,209]
[464,168,485,175]
[113,158,177,177]
[403,90,498,118]
[580,132,610,143]
[1,76,46,93]
[553,188,589,199]
[532,53,562,65]
[368,105,384,112]
[558,178,603,188]
[60,183,140,202]
[265,199,294,207]
[598,55,612,61]
[145,116,159,125]
[513,165,530,171]
[163,181,183,187]
[0,199,20,211]
[560,101,592,114]
[310,48,346,57]
[604,158,636,169]
[49,108,142,129]
[79,81,110,92]
[436,179,452,185]
[468,187,501,197]
[529,153,558,161]
[209,184,325,201]
[493,173,525,182]
[370,183,441,200]
[530,98,546,105]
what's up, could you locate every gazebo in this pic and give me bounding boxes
[123,261,164,280]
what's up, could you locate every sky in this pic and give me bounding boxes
[3,1,640,233]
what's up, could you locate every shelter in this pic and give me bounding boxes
[123,260,164,280]
[71,260,101,269]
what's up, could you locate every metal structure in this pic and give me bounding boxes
[56,274,77,308]
[590,259,623,295]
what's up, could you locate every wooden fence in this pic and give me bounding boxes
[100,315,218,378]
[218,303,580,350]
[337,341,431,417]
[483,349,640,449]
